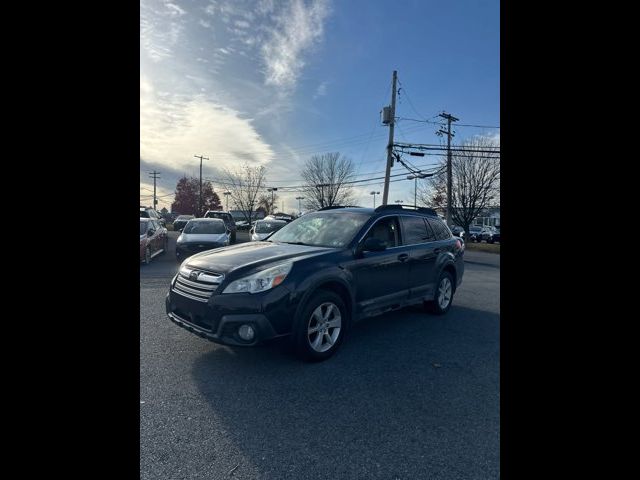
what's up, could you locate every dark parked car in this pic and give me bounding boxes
[468,225,482,242]
[480,226,500,244]
[166,205,464,361]
[140,207,165,227]
[176,218,231,262]
[173,215,195,231]
[203,210,237,243]
[450,225,465,240]
[140,218,168,264]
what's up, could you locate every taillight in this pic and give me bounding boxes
[455,238,464,251]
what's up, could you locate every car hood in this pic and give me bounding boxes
[178,233,228,243]
[185,241,333,275]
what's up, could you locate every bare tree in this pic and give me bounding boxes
[257,192,279,215]
[301,152,355,210]
[223,164,267,223]
[417,136,500,235]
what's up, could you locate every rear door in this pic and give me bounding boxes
[400,215,439,301]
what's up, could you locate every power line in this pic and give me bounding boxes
[397,117,500,129]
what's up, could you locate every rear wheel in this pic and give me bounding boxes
[293,290,346,362]
[231,231,237,244]
[425,271,454,315]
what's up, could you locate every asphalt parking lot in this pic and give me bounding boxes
[140,231,500,479]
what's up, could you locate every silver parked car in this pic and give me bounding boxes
[250,219,287,241]
[176,218,231,261]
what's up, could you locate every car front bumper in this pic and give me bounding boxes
[165,283,298,347]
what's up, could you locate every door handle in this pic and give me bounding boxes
[397,253,409,262]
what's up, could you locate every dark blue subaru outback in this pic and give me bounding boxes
[166,205,464,361]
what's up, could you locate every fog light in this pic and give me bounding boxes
[238,324,255,341]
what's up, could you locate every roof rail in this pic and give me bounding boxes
[374,204,438,216]
[317,205,364,211]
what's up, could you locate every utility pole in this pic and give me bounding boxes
[296,196,305,215]
[382,70,398,206]
[148,171,161,210]
[223,191,231,211]
[438,112,458,225]
[267,187,278,214]
[370,191,380,208]
[194,155,209,216]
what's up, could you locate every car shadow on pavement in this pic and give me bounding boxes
[188,305,500,479]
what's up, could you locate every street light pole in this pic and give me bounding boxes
[407,173,431,207]
[295,196,305,215]
[370,191,380,208]
[223,191,231,211]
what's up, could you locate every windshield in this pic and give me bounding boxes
[267,212,370,248]
[183,221,226,234]
[255,221,286,234]
[470,226,481,232]
[140,221,148,235]
[140,210,150,218]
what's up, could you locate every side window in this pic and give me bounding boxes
[400,216,432,244]
[364,216,400,248]
[426,218,451,241]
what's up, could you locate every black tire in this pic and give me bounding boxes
[425,270,455,315]
[231,231,237,244]
[293,290,347,362]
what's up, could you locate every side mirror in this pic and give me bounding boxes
[178,228,183,233]
[362,237,387,252]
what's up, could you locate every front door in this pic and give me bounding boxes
[348,216,410,317]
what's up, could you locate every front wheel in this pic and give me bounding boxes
[293,290,347,362]
[425,271,454,315]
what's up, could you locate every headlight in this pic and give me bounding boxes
[222,262,292,294]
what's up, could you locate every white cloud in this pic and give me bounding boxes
[140,75,275,173]
[313,81,328,98]
[140,0,187,62]
[165,2,186,16]
[261,0,331,89]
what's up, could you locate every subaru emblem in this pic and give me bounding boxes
[189,271,199,281]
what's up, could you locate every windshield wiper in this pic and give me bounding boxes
[278,241,308,245]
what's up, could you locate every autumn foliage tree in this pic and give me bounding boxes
[170,176,221,216]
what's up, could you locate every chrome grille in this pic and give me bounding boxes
[172,267,224,302]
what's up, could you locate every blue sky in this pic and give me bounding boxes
[140,0,499,211]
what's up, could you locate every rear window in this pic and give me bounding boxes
[426,218,452,241]
[400,216,435,244]
[255,221,287,233]
[140,210,149,218]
